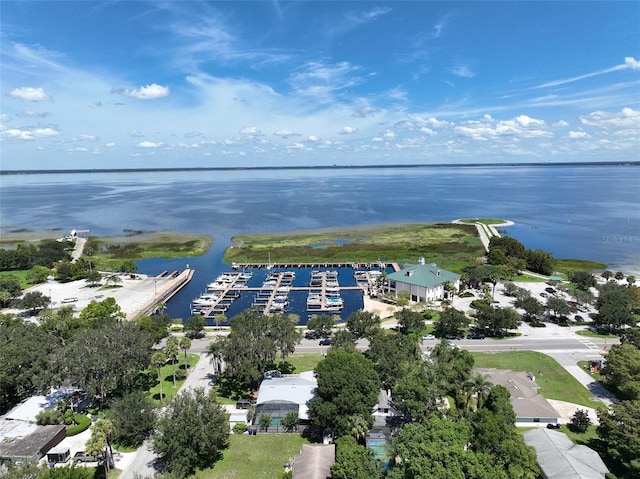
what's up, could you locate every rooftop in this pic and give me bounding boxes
[387,262,459,288]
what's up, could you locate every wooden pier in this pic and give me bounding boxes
[231,261,397,271]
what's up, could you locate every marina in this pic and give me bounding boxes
[191,264,392,321]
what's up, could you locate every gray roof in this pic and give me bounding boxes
[524,428,609,479]
[387,263,459,288]
[257,371,317,420]
[475,368,560,420]
[0,425,66,461]
[293,444,335,479]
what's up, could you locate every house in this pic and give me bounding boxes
[292,444,335,479]
[523,428,610,479]
[372,389,402,419]
[253,371,317,432]
[384,259,460,303]
[0,422,66,465]
[475,368,560,425]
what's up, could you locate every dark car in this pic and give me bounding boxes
[319,338,332,346]
[574,315,585,322]
[546,423,561,429]
[445,333,462,340]
[467,332,485,340]
[236,399,256,409]
[545,287,556,294]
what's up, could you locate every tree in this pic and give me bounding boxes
[597,400,640,476]
[259,412,272,431]
[330,435,382,479]
[27,265,51,284]
[346,414,370,444]
[466,374,493,410]
[55,321,152,406]
[620,328,640,349]
[308,349,380,438]
[165,336,180,388]
[179,336,191,371]
[525,249,555,276]
[395,308,425,335]
[569,271,597,291]
[595,283,634,330]
[306,314,336,337]
[394,363,445,422]
[615,271,625,282]
[514,296,543,322]
[347,310,381,339]
[205,339,225,376]
[153,387,229,477]
[79,297,125,328]
[331,329,357,351]
[92,419,115,476]
[628,275,637,286]
[569,288,595,308]
[281,410,299,433]
[135,313,171,343]
[184,315,206,338]
[475,306,520,337]
[602,270,613,281]
[396,290,411,308]
[366,331,421,391]
[151,351,167,406]
[85,270,102,287]
[0,275,22,306]
[216,309,301,389]
[433,307,467,338]
[109,391,156,447]
[119,260,138,274]
[568,409,592,433]
[17,291,51,313]
[546,297,573,319]
[601,343,640,400]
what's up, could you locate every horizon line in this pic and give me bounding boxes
[1,160,638,176]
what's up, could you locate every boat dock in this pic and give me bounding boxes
[232,261,397,270]
[192,267,389,319]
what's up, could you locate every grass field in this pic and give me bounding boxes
[575,330,618,339]
[224,223,484,273]
[84,231,212,270]
[287,354,324,373]
[457,218,507,225]
[472,351,597,407]
[196,434,309,479]
[148,353,200,405]
[0,270,31,289]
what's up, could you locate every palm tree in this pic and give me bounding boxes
[627,275,636,286]
[347,414,369,444]
[151,351,166,406]
[165,336,179,388]
[179,336,191,371]
[466,374,492,410]
[602,270,613,281]
[206,339,225,376]
[93,418,115,467]
[615,271,625,282]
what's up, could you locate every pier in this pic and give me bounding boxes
[192,265,394,320]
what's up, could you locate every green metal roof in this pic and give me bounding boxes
[387,262,459,288]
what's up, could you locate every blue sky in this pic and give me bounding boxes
[1,1,639,170]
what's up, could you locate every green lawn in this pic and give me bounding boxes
[287,354,324,373]
[197,434,309,479]
[575,330,618,339]
[0,270,32,289]
[148,353,200,405]
[472,351,597,407]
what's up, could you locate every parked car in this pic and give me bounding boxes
[421,334,436,340]
[467,332,485,340]
[539,292,548,298]
[546,423,561,429]
[445,333,462,340]
[61,297,78,303]
[319,338,332,346]
[545,287,556,294]
[73,452,98,463]
[236,399,256,409]
[574,315,585,322]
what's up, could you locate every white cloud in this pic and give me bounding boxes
[105,142,116,147]
[32,128,59,137]
[568,130,590,139]
[419,127,436,136]
[286,142,305,149]
[515,115,545,127]
[8,87,52,102]
[73,134,97,141]
[352,106,378,118]
[553,120,569,128]
[579,107,640,130]
[0,114,11,123]
[383,130,395,139]
[112,83,170,100]
[625,57,640,71]
[137,141,159,148]
[274,129,300,138]
[339,126,358,135]
[4,129,34,140]
[128,130,145,137]
[21,110,50,118]
[240,126,262,135]
[307,135,321,142]
[452,64,475,78]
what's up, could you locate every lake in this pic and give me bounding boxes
[1,164,638,320]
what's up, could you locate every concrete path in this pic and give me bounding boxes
[119,354,217,479]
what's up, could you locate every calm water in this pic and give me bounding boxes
[1,165,639,319]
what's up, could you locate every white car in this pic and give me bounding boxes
[61,297,78,303]
[422,334,436,340]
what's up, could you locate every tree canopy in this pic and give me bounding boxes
[308,349,380,438]
[597,400,640,477]
[330,435,382,479]
[153,387,229,477]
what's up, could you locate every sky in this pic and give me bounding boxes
[1,1,639,170]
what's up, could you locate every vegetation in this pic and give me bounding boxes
[472,351,597,407]
[153,387,229,477]
[568,409,592,434]
[225,223,485,272]
[597,400,640,477]
[331,435,382,479]
[83,231,212,270]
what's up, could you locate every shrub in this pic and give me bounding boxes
[470,299,490,310]
[63,409,74,425]
[232,422,248,434]
[530,322,546,328]
[568,409,592,433]
[36,409,63,425]
[66,414,91,436]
